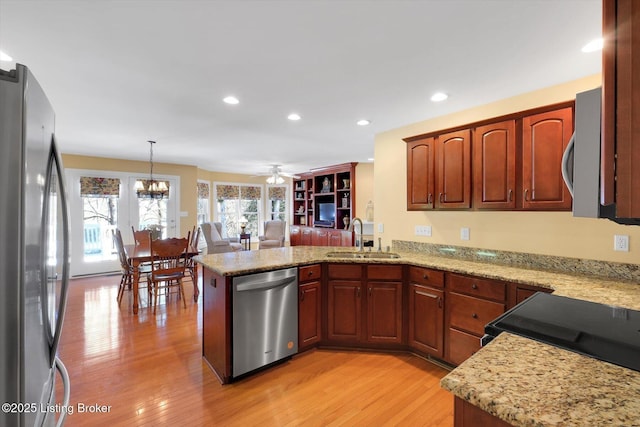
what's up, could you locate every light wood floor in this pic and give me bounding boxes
[55,274,454,426]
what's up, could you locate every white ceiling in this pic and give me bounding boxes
[0,0,601,176]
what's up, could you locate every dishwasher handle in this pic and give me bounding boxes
[235,276,296,292]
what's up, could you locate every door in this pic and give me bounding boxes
[522,107,573,210]
[473,120,517,209]
[436,129,471,209]
[67,171,178,276]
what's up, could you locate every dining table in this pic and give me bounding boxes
[123,243,200,314]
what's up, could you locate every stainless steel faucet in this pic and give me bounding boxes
[349,217,364,251]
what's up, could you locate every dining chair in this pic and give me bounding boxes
[149,237,190,314]
[132,227,152,247]
[186,226,201,284]
[113,229,151,306]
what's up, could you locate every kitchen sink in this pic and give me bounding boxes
[325,251,401,259]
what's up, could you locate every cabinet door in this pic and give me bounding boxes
[202,268,232,383]
[366,281,403,344]
[473,120,516,209]
[312,228,329,246]
[289,226,301,246]
[301,227,313,245]
[436,129,471,209]
[522,107,573,210]
[328,230,343,246]
[602,0,640,218]
[408,283,444,358]
[299,281,321,350]
[406,137,436,210]
[327,280,362,342]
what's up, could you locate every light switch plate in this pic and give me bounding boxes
[614,234,629,252]
[378,223,384,233]
[415,225,432,236]
[460,227,470,241]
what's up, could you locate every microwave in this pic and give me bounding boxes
[561,87,640,225]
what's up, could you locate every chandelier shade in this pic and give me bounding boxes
[136,140,169,199]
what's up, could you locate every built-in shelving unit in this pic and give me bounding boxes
[292,163,356,230]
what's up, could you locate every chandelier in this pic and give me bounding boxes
[135,140,168,199]
[266,170,284,184]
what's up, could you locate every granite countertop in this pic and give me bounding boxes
[195,246,640,310]
[441,333,640,427]
[196,245,640,426]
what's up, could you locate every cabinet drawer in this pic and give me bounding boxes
[448,328,482,366]
[408,266,444,289]
[367,264,403,280]
[299,264,321,283]
[327,263,363,280]
[448,273,506,302]
[448,293,505,336]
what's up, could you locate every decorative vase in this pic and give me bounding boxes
[343,217,350,230]
[342,179,350,189]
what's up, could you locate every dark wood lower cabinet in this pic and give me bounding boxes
[454,397,512,427]
[327,280,362,342]
[367,281,403,344]
[202,267,232,384]
[408,283,444,358]
[299,281,321,350]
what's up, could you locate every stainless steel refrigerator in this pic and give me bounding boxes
[0,64,71,426]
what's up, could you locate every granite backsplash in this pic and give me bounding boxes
[392,240,640,283]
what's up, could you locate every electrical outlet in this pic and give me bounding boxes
[460,227,470,241]
[414,225,432,236]
[614,234,629,252]
[378,223,384,233]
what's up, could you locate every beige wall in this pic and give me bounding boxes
[374,74,640,265]
[355,162,374,220]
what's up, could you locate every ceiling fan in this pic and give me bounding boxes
[255,165,300,184]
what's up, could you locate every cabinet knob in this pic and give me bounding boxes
[524,188,529,201]
[308,271,313,277]
[428,193,433,204]
[472,313,478,319]
[439,193,444,203]
[471,283,478,290]
[210,277,216,288]
[423,273,428,280]
[508,189,513,201]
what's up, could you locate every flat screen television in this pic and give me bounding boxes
[317,202,336,226]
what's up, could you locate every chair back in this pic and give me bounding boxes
[150,237,189,281]
[113,229,130,271]
[191,226,201,249]
[264,220,286,241]
[132,227,152,247]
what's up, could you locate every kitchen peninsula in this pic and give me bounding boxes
[195,245,640,425]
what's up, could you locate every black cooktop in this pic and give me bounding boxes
[484,292,640,372]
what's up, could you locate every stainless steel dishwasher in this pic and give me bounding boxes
[232,267,298,377]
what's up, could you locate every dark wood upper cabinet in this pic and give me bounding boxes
[521,107,573,210]
[602,0,640,218]
[436,129,471,209]
[473,120,516,209]
[406,137,436,210]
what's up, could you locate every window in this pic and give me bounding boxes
[80,177,120,262]
[267,185,287,222]
[196,181,210,225]
[215,184,262,239]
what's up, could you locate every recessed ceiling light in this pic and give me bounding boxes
[430,92,448,102]
[0,51,13,62]
[223,96,239,105]
[288,113,301,121]
[357,119,371,126]
[581,38,604,53]
[367,158,375,162]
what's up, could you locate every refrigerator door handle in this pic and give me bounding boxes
[46,136,71,366]
[561,131,575,197]
[54,356,71,427]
